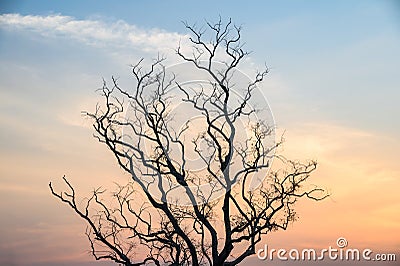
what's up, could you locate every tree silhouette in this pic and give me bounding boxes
[50,18,327,266]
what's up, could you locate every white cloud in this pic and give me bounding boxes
[0,13,188,54]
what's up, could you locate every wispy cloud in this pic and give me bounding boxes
[0,13,188,53]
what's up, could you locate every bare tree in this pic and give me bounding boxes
[50,18,328,266]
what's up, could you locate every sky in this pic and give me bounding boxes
[0,0,399,265]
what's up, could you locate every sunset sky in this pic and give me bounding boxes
[0,1,399,265]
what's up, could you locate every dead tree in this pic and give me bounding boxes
[50,18,328,266]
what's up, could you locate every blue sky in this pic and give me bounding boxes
[1,0,399,134]
[0,1,399,266]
